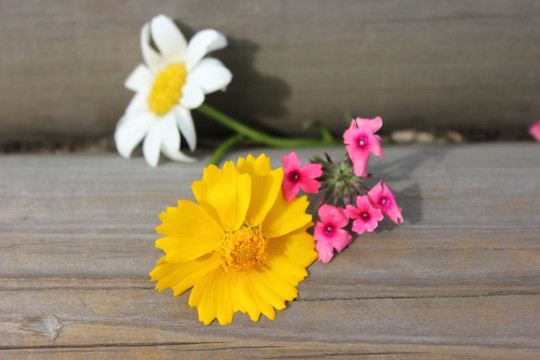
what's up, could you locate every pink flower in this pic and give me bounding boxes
[343,117,385,177]
[281,151,323,201]
[529,119,540,142]
[368,181,403,225]
[314,205,352,263]
[346,195,383,235]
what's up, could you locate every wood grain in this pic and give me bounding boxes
[1,0,539,141]
[0,144,539,358]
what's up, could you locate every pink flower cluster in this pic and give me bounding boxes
[280,116,403,263]
[314,180,402,263]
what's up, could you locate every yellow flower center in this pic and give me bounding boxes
[148,62,187,116]
[219,226,267,272]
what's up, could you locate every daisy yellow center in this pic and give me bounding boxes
[219,226,267,272]
[148,62,187,116]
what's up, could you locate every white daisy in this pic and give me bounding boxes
[115,14,233,167]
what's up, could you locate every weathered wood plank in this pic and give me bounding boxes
[2,341,539,360]
[1,0,539,141]
[0,294,539,359]
[0,144,539,358]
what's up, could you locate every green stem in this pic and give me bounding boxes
[303,119,336,144]
[208,134,244,165]
[196,104,337,147]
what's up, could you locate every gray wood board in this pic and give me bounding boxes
[0,0,539,141]
[0,144,539,358]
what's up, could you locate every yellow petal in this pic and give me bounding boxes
[149,253,220,296]
[188,268,215,307]
[236,273,263,322]
[265,255,309,286]
[267,224,317,268]
[262,194,312,238]
[155,200,224,262]
[222,272,245,315]
[240,272,276,321]
[214,272,235,325]
[191,161,251,231]
[247,271,295,311]
[187,269,238,326]
[237,153,269,174]
[235,272,277,322]
[255,269,299,305]
[189,269,220,325]
[237,154,284,227]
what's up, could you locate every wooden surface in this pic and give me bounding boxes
[1,143,539,359]
[1,0,540,141]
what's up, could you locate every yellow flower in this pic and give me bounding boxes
[150,154,317,325]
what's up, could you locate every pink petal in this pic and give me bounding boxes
[301,163,323,179]
[345,204,359,219]
[369,182,404,225]
[298,177,321,194]
[385,204,404,225]
[314,221,330,243]
[380,183,403,224]
[367,133,385,157]
[347,196,383,234]
[351,218,368,235]
[343,121,358,145]
[344,125,372,177]
[314,222,336,262]
[361,116,383,132]
[368,181,384,203]
[354,195,372,210]
[318,205,348,228]
[344,117,386,178]
[317,204,336,223]
[370,206,384,222]
[281,151,301,171]
[348,149,369,177]
[365,216,381,232]
[365,207,383,232]
[281,181,300,202]
[332,229,352,252]
[332,208,350,228]
[529,119,540,141]
[315,239,335,263]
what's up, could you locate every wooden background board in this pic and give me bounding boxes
[0,144,539,358]
[1,0,539,142]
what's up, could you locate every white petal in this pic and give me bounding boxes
[160,112,181,152]
[151,14,187,63]
[180,83,205,109]
[160,113,197,162]
[125,92,149,115]
[186,57,232,94]
[114,113,152,158]
[143,123,163,167]
[186,29,227,71]
[161,145,197,163]
[141,23,166,72]
[174,106,197,151]
[125,64,153,92]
